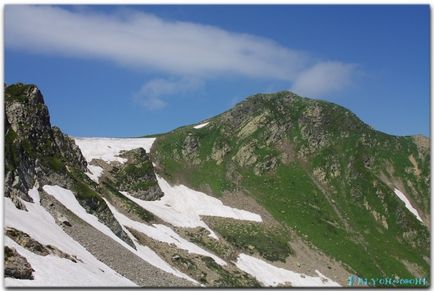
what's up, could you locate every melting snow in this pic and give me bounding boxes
[105,199,226,266]
[393,188,423,222]
[4,187,135,287]
[235,254,341,287]
[86,165,103,183]
[74,137,156,164]
[120,175,262,239]
[193,122,209,129]
[74,137,156,184]
[42,185,196,283]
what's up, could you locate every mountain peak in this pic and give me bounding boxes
[5,83,45,105]
[4,83,87,205]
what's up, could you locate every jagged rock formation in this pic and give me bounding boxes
[5,227,80,262]
[103,148,164,200]
[4,246,34,280]
[4,83,133,247]
[5,83,87,206]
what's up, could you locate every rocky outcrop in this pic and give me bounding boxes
[211,141,230,165]
[5,114,36,206]
[5,84,55,156]
[4,246,34,280]
[74,194,136,248]
[104,148,164,201]
[52,127,87,172]
[182,133,200,164]
[4,83,87,204]
[232,143,257,167]
[5,227,80,263]
[4,83,133,248]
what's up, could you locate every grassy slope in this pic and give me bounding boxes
[152,92,430,283]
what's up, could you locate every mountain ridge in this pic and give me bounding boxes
[3,83,430,287]
[151,89,430,281]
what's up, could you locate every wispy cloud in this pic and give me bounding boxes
[5,5,358,107]
[291,62,357,98]
[133,78,203,110]
[5,5,305,79]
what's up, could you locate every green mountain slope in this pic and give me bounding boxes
[151,91,430,282]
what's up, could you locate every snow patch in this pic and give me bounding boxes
[86,165,103,183]
[393,188,423,222]
[193,122,209,129]
[4,187,135,287]
[5,237,133,287]
[42,185,196,283]
[43,185,125,245]
[120,175,262,239]
[105,199,226,266]
[74,137,155,164]
[235,254,340,287]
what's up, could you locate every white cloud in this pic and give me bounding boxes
[5,5,358,104]
[4,5,305,80]
[133,78,203,110]
[291,62,356,98]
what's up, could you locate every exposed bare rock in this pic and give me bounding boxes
[5,227,80,263]
[4,246,34,280]
[104,148,163,201]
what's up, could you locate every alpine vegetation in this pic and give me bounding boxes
[3,83,429,287]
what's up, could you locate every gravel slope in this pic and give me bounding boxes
[40,191,196,287]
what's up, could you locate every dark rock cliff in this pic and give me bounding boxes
[4,83,134,247]
[5,83,86,206]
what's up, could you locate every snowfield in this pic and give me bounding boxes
[74,137,156,184]
[69,136,341,287]
[74,137,262,240]
[235,254,341,287]
[120,175,262,239]
[4,188,135,287]
[105,200,226,266]
[393,188,423,222]
[42,185,196,283]
[193,122,209,129]
[74,137,156,164]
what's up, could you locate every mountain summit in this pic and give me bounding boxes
[4,84,430,287]
[152,91,430,280]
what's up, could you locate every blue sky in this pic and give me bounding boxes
[4,5,430,137]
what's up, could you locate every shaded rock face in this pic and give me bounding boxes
[5,83,133,248]
[106,148,164,201]
[5,115,37,206]
[52,127,87,172]
[5,85,54,155]
[182,133,200,163]
[75,195,136,249]
[4,246,34,280]
[4,83,87,204]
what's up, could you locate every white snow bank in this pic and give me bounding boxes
[105,199,226,266]
[4,187,135,287]
[120,175,262,239]
[235,254,340,287]
[42,185,196,283]
[193,122,209,129]
[86,165,103,183]
[74,137,156,164]
[393,188,423,222]
[5,237,133,287]
[43,185,126,245]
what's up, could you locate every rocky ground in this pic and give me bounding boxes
[40,191,196,287]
